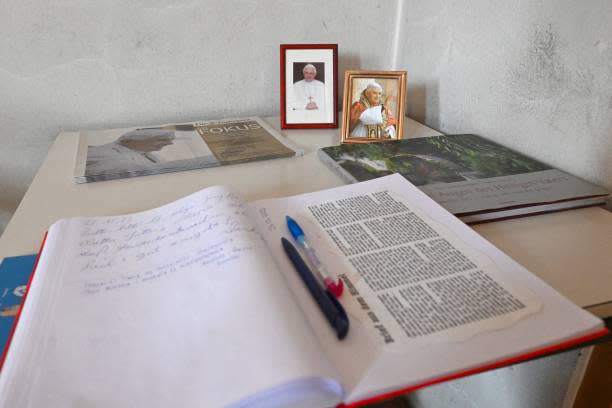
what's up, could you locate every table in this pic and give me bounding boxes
[2,116,611,319]
[2,115,611,408]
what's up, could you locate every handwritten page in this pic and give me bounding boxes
[0,186,341,408]
[71,189,257,295]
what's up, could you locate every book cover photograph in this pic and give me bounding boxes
[73,117,301,183]
[319,134,609,223]
[0,255,36,360]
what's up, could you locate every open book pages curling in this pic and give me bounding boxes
[0,175,606,407]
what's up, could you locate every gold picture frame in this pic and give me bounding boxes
[341,70,407,143]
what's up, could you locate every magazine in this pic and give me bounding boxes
[73,117,302,183]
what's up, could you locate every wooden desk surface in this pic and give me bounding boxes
[1,116,611,317]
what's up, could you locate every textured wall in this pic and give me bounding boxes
[399,0,612,192]
[0,0,398,232]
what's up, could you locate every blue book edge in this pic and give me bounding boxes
[0,254,37,362]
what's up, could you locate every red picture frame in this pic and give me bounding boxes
[280,44,338,129]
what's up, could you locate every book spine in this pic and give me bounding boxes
[316,149,359,185]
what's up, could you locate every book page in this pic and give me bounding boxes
[305,190,540,346]
[0,186,341,408]
[249,174,603,403]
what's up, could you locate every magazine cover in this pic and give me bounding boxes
[74,117,302,183]
[319,134,609,220]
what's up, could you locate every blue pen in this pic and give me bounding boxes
[281,238,349,340]
[286,216,344,297]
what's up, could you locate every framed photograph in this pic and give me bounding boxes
[341,70,407,143]
[280,44,338,129]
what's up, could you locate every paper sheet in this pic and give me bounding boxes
[0,186,340,408]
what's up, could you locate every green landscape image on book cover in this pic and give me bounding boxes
[322,134,552,186]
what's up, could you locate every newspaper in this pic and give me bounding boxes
[304,190,541,346]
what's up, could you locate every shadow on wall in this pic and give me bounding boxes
[0,202,14,236]
[406,81,440,131]
[338,53,361,110]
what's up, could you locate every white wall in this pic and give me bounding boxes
[0,0,398,232]
[3,0,610,233]
[399,0,612,192]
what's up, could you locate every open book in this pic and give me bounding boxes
[0,175,606,407]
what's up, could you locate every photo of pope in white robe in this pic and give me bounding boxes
[283,56,335,126]
[289,63,325,112]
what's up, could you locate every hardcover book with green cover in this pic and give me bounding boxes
[318,134,609,223]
